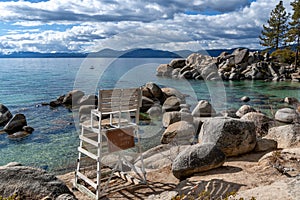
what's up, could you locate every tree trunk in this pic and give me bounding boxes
[295,35,299,72]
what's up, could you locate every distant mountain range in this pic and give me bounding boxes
[0,47,258,58]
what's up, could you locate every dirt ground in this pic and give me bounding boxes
[58,149,300,200]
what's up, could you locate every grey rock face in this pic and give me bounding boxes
[162,96,181,112]
[161,121,195,145]
[4,114,27,134]
[0,104,12,126]
[265,124,300,148]
[241,112,271,137]
[275,108,299,123]
[192,100,216,117]
[172,143,226,179]
[162,111,193,127]
[62,90,84,106]
[236,105,256,118]
[0,164,75,199]
[199,117,256,156]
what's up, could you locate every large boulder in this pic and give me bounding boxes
[62,90,84,106]
[146,104,162,120]
[241,112,272,137]
[162,111,193,127]
[172,143,226,180]
[265,124,300,148]
[161,121,195,145]
[192,100,216,117]
[169,59,186,69]
[79,105,97,120]
[162,96,181,112]
[135,145,190,170]
[141,96,155,113]
[145,82,166,104]
[0,164,75,199]
[198,117,256,156]
[3,114,27,134]
[78,95,98,106]
[254,138,277,152]
[156,64,173,77]
[275,108,299,123]
[0,104,12,126]
[232,48,249,64]
[161,87,186,101]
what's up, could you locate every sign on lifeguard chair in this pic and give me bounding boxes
[106,127,135,152]
[74,88,146,199]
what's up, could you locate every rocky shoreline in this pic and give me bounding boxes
[1,47,300,199]
[1,80,299,199]
[156,48,300,82]
[0,104,34,139]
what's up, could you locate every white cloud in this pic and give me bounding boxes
[0,0,294,53]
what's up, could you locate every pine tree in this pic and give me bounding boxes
[259,1,289,49]
[287,0,300,69]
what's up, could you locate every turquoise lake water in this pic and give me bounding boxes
[0,58,299,172]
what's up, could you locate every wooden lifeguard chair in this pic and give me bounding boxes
[74,88,146,199]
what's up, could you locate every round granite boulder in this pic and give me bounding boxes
[275,108,299,123]
[199,117,256,156]
[172,143,226,180]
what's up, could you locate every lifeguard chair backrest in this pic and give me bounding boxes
[98,88,142,113]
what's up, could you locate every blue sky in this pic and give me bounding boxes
[0,0,293,54]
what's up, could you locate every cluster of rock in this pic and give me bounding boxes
[57,82,191,125]
[0,162,76,200]
[157,48,300,81]
[47,90,97,109]
[46,84,300,182]
[0,104,34,139]
[137,86,300,180]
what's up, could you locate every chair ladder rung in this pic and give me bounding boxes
[78,147,98,160]
[74,182,97,199]
[76,171,97,189]
[79,135,99,147]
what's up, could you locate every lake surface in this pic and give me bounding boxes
[0,57,299,172]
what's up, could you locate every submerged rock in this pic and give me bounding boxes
[50,100,62,108]
[241,96,250,102]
